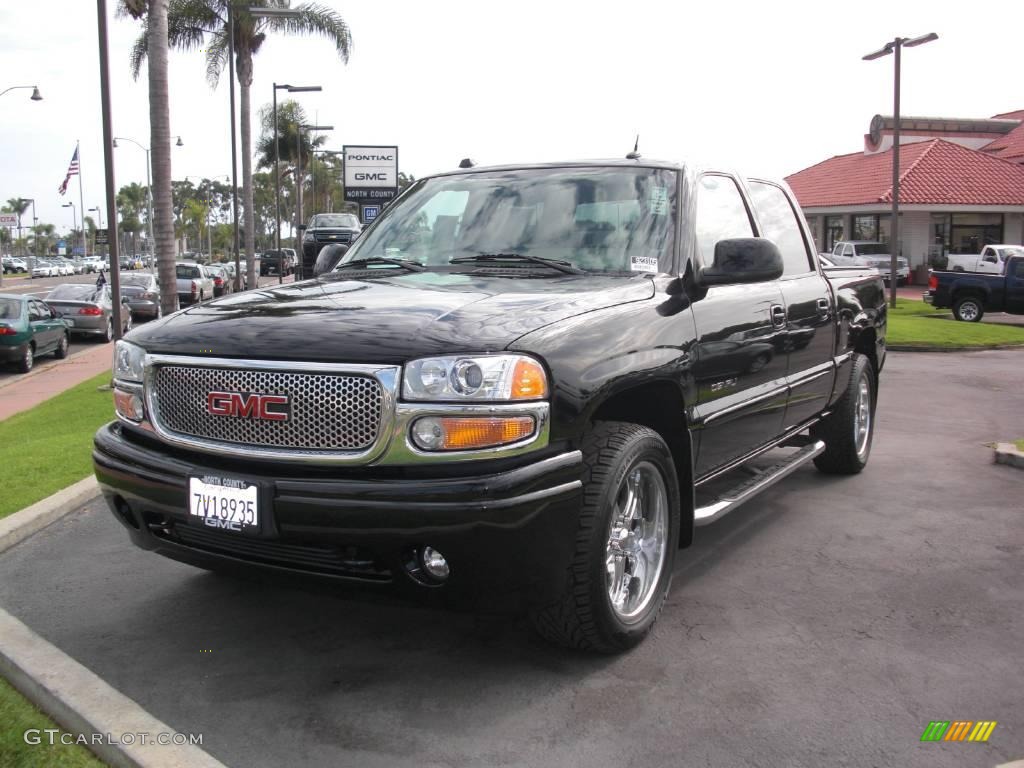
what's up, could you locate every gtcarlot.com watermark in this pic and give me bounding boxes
[24,729,203,747]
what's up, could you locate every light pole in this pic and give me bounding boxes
[89,206,104,260]
[863,32,938,308]
[296,124,333,279]
[0,85,43,101]
[114,135,183,271]
[273,83,321,284]
[62,202,78,259]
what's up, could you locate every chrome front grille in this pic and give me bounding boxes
[151,365,384,451]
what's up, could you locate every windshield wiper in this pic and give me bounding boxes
[335,257,424,273]
[450,252,584,275]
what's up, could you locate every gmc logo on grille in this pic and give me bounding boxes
[207,391,290,421]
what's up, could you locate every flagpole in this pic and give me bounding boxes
[76,140,87,258]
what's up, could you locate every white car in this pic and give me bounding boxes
[32,260,59,278]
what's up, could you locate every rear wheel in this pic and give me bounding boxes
[811,353,875,475]
[18,344,33,373]
[101,320,113,343]
[530,421,679,652]
[53,333,69,359]
[953,296,984,323]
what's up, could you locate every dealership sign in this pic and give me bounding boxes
[344,145,398,202]
[0,213,18,227]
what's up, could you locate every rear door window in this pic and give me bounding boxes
[747,181,814,276]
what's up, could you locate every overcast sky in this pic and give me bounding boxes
[0,0,1019,234]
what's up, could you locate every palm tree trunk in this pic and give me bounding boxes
[238,51,256,290]
[147,0,177,314]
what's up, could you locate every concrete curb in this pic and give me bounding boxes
[0,608,226,768]
[994,443,1024,470]
[0,345,106,393]
[888,343,1024,353]
[0,476,100,554]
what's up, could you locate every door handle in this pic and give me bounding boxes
[770,304,786,328]
[816,298,831,316]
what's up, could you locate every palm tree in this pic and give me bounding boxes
[120,0,178,316]
[125,1,352,288]
[5,198,31,257]
[118,183,148,257]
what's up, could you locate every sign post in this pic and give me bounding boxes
[343,145,399,224]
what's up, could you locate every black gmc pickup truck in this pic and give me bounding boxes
[94,160,887,652]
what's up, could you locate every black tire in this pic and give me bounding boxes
[101,320,113,344]
[952,296,984,323]
[811,353,875,475]
[53,332,69,359]
[18,344,33,373]
[124,313,132,333]
[530,421,680,653]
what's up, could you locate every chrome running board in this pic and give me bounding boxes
[693,440,825,526]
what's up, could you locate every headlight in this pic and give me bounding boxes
[112,340,145,383]
[302,232,314,242]
[403,354,548,401]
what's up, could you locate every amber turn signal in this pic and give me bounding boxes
[411,416,536,451]
[511,358,548,399]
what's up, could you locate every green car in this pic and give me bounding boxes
[0,294,71,373]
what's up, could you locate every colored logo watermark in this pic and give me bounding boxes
[920,721,997,742]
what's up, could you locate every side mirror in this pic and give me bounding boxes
[314,244,349,277]
[297,224,308,233]
[701,238,784,286]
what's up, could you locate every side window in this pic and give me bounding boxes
[832,243,843,256]
[844,245,854,257]
[747,181,813,276]
[695,175,754,264]
[1014,261,1024,279]
[28,301,43,320]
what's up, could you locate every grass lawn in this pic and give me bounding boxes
[0,677,106,767]
[887,299,1024,348]
[0,372,112,520]
[2,272,29,280]
[1015,439,1024,452]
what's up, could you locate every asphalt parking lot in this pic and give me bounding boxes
[0,350,1021,768]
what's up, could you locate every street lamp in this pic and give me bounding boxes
[273,82,322,284]
[62,202,78,258]
[0,85,43,101]
[113,135,183,272]
[295,125,333,280]
[863,32,938,308]
[89,206,105,260]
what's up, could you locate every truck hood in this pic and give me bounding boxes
[126,271,654,363]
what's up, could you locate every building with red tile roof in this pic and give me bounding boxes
[785,111,1024,281]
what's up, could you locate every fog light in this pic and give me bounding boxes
[113,387,144,422]
[421,546,450,581]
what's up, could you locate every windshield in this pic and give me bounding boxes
[340,167,679,274]
[48,285,103,302]
[0,298,21,319]
[311,214,359,229]
[856,244,890,256]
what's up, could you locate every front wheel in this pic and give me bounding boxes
[530,421,680,652]
[811,353,875,474]
[953,296,984,323]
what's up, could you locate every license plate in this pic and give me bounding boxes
[188,476,259,533]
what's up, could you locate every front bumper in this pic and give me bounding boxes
[93,422,583,599]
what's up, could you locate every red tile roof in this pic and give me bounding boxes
[786,139,1024,208]
[981,110,1024,162]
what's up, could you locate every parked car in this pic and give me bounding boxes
[95,159,887,653]
[300,213,361,277]
[925,254,1024,321]
[2,257,28,274]
[830,241,908,285]
[32,260,60,278]
[80,256,101,273]
[119,272,162,321]
[945,244,1024,274]
[206,264,232,297]
[175,262,215,306]
[0,293,70,372]
[45,283,131,342]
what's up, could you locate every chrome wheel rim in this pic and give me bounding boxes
[605,461,669,622]
[24,347,32,371]
[59,336,67,355]
[959,301,979,321]
[854,375,872,459]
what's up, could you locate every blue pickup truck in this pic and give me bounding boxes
[926,255,1024,321]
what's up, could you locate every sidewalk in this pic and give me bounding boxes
[0,344,112,422]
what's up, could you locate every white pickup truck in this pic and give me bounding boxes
[830,241,909,285]
[946,244,1024,274]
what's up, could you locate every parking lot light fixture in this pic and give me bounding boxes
[0,85,43,101]
[862,33,938,308]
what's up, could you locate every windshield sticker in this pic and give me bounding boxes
[630,255,659,273]
[649,187,668,215]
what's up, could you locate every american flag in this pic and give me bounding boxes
[58,146,79,196]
